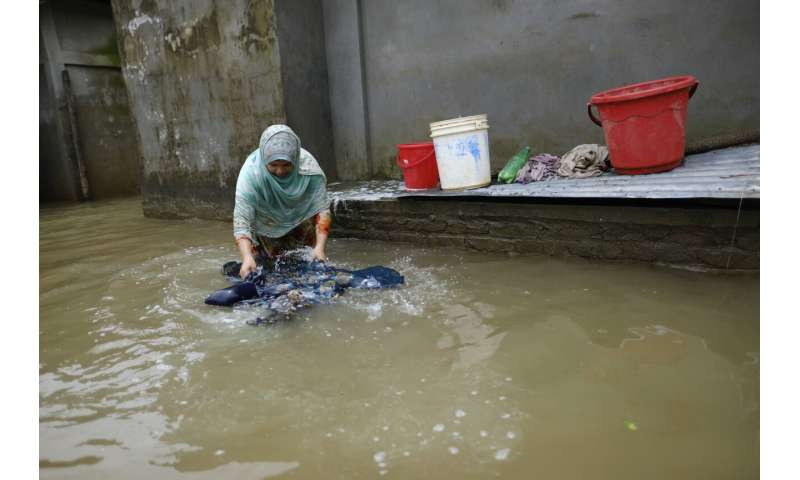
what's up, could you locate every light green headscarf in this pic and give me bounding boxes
[233,125,328,240]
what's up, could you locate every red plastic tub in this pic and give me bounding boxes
[587,75,699,175]
[396,142,439,190]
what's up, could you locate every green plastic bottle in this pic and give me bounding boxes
[497,146,531,184]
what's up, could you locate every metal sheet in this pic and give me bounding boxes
[329,144,760,202]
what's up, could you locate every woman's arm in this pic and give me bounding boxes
[233,169,258,279]
[236,237,258,279]
[312,210,332,261]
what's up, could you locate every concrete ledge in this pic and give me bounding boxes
[331,197,759,272]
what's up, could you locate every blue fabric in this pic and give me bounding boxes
[205,253,404,324]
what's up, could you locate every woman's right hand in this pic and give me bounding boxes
[239,256,257,279]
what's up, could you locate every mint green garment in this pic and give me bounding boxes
[233,125,328,241]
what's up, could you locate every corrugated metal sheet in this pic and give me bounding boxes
[329,144,760,201]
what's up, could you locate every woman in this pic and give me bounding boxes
[233,124,332,279]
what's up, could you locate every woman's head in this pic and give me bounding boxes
[259,125,300,178]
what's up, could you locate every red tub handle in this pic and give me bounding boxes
[396,148,436,169]
[587,102,602,126]
[688,81,699,99]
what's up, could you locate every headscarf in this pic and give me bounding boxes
[233,125,328,240]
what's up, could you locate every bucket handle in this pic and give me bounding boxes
[587,102,602,127]
[688,80,699,99]
[396,148,436,169]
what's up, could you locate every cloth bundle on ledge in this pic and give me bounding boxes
[515,153,561,183]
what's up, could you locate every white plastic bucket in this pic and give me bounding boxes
[429,114,491,191]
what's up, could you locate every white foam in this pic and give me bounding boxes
[494,448,511,460]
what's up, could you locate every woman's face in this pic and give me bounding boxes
[267,160,293,177]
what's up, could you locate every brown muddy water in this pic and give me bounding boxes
[40,197,759,479]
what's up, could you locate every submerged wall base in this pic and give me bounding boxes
[331,198,759,272]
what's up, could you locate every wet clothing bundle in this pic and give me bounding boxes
[557,144,610,178]
[205,253,404,322]
[515,153,561,183]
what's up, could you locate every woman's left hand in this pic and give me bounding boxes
[311,246,328,262]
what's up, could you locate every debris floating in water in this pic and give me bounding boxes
[479,430,488,437]
[373,451,386,463]
[433,424,445,432]
[624,420,638,431]
[455,409,466,418]
[494,448,511,461]
[448,446,460,455]
[214,449,224,456]
[506,431,516,439]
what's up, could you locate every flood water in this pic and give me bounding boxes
[40,197,759,479]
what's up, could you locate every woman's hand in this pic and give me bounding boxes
[239,256,257,279]
[311,246,328,262]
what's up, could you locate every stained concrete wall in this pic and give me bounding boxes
[275,0,337,179]
[65,65,141,198]
[110,0,287,218]
[332,198,760,272]
[326,0,760,179]
[40,46,77,202]
[40,0,141,202]
[322,0,370,180]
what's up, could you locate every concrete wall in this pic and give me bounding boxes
[65,65,141,198]
[40,0,141,202]
[322,0,370,180]
[325,0,760,179]
[275,0,337,179]
[40,45,77,201]
[332,198,760,272]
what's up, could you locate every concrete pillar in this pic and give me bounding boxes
[110,0,340,219]
[322,0,371,180]
[275,0,337,180]
[110,0,289,219]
